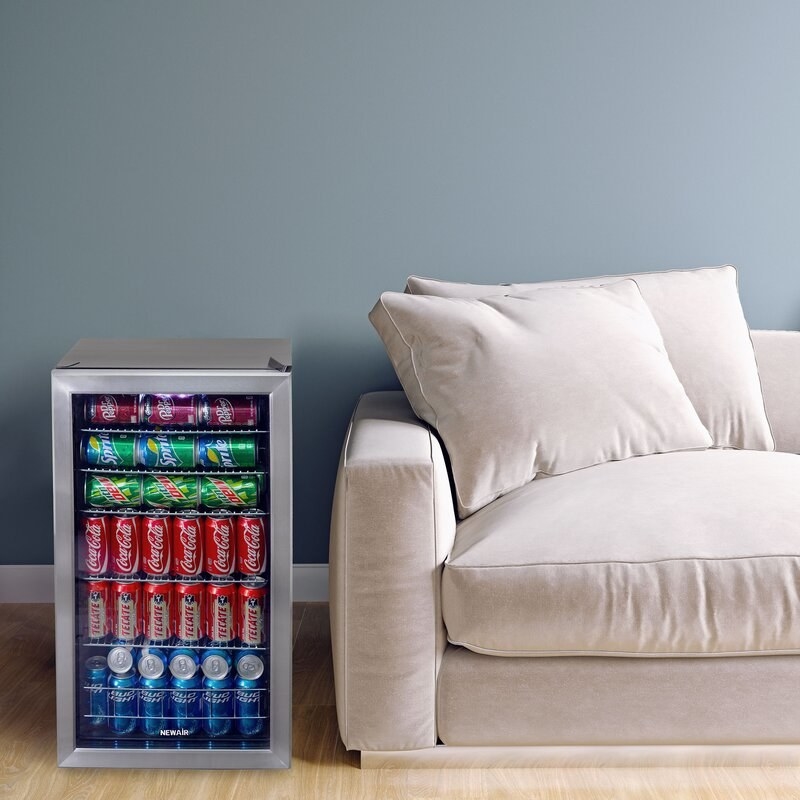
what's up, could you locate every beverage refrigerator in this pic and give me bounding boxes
[51,339,292,769]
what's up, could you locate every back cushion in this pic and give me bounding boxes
[406,266,773,452]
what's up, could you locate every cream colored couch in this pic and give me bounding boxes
[330,330,800,767]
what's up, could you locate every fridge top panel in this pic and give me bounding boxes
[56,339,291,372]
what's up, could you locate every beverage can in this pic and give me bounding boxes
[202,673,234,737]
[236,516,267,575]
[200,475,261,509]
[141,514,172,576]
[85,474,143,508]
[80,514,110,576]
[169,648,200,680]
[171,672,202,735]
[86,580,111,640]
[85,394,139,425]
[143,474,198,509]
[111,580,141,643]
[197,436,257,469]
[107,669,138,734]
[204,515,235,576]
[235,651,265,680]
[107,645,134,675]
[142,582,172,643]
[140,394,198,427]
[238,583,268,646]
[81,433,138,468]
[137,434,197,469]
[137,647,168,679]
[173,515,203,576]
[85,655,109,728]
[235,671,266,737]
[139,673,170,737]
[110,514,141,575]
[201,648,233,680]
[201,395,258,428]
[174,582,205,644]
[206,583,237,645]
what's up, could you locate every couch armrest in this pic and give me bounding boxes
[329,391,456,751]
[752,330,800,454]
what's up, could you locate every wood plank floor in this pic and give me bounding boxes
[3,603,800,799]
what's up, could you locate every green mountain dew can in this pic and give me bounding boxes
[198,436,257,469]
[137,434,197,469]
[81,433,138,468]
[85,474,143,507]
[200,475,261,509]
[143,474,199,509]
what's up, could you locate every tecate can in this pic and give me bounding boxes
[81,433,138,469]
[141,514,172,576]
[85,394,139,425]
[235,669,266,737]
[85,474,143,508]
[171,672,202,735]
[173,515,203,577]
[137,647,168,679]
[204,515,235,576]
[112,580,141,643]
[174,582,205,645]
[201,395,258,428]
[201,648,233,680]
[140,394,198,427]
[169,648,200,680]
[236,516,267,575]
[80,514,110,576]
[107,646,134,675]
[197,436,257,469]
[137,434,197,470]
[143,582,172,642]
[86,580,111,640]
[110,514,141,575]
[238,583,268,646]
[143,474,199,510]
[107,669,138,734]
[206,583,237,645]
[85,655,109,728]
[139,673,170,736]
[202,673,234,737]
[200,475,261,509]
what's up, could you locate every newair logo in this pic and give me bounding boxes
[98,477,127,503]
[160,728,190,736]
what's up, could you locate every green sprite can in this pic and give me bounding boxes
[200,475,261,509]
[143,474,199,509]
[137,434,197,469]
[85,474,143,508]
[81,433,138,469]
[198,436,257,469]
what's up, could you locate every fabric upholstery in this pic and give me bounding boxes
[329,391,455,751]
[370,281,711,517]
[407,266,774,452]
[437,646,800,745]
[443,449,800,656]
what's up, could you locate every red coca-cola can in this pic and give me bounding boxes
[173,515,203,576]
[236,515,267,575]
[85,394,139,425]
[206,583,237,644]
[204,515,235,576]
[110,514,141,575]
[112,580,141,642]
[86,579,111,639]
[238,582,268,646]
[141,514,172,576]
[143,581,172,642]
[140,394,198,427]
[201,395,258,427]
[80,514,110,576]
[174,581,205,644]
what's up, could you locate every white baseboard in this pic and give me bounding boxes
[0,564,329,603]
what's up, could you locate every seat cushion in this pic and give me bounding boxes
[442,449,800,657]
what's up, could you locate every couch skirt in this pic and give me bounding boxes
[437,645,800,746]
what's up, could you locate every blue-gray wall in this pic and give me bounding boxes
[3,1,800,565]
